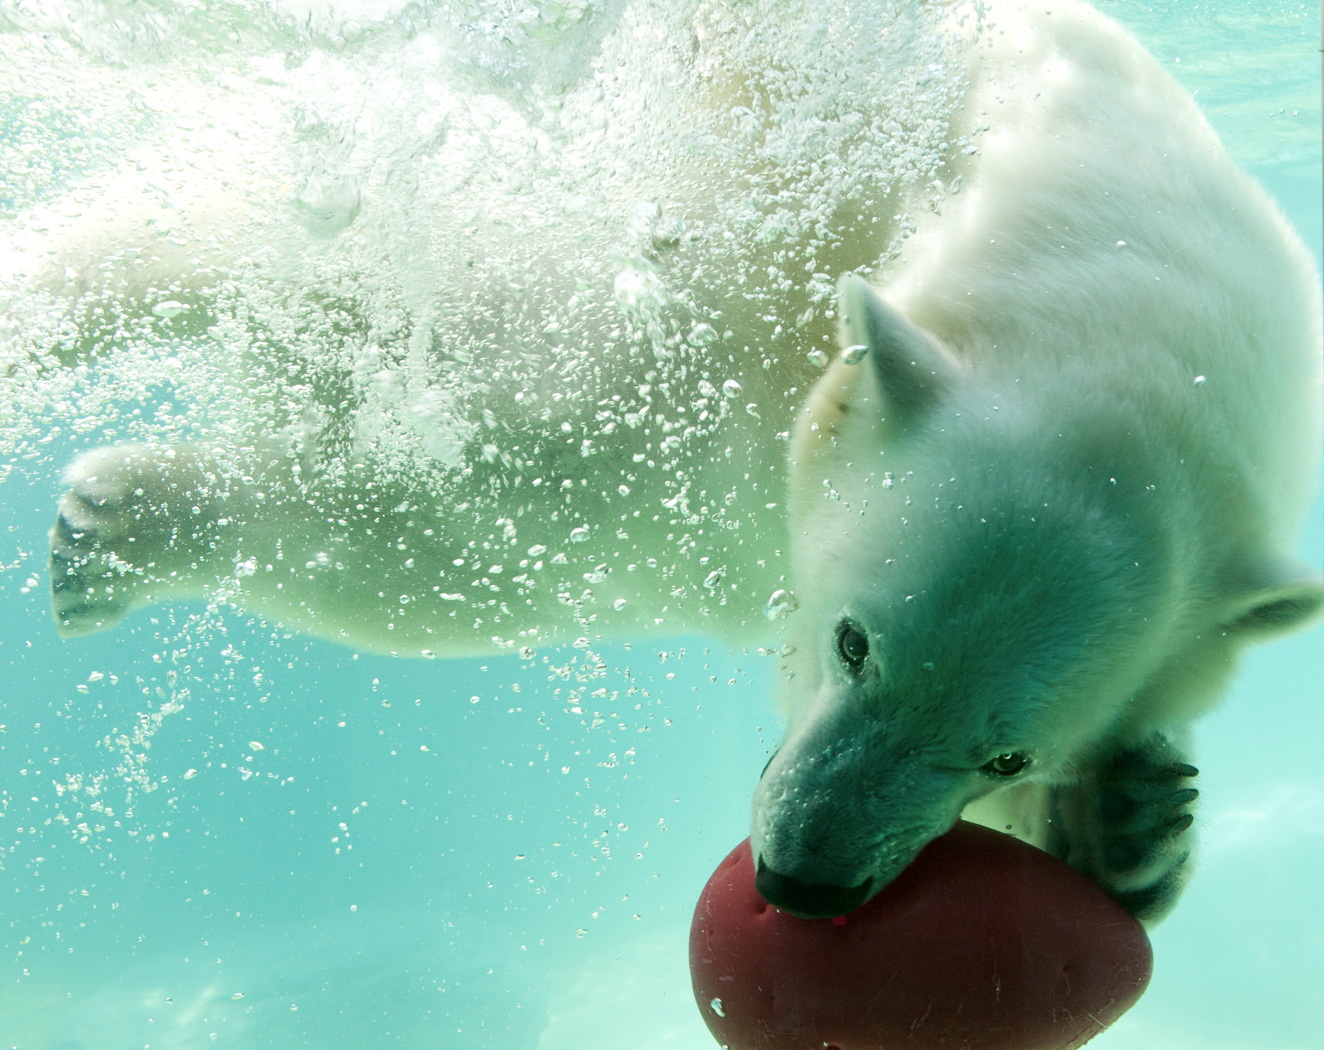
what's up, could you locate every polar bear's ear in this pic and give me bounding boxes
[837,273,959,429]
[1222,558,1324,638]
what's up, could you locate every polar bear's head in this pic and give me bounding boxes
[750,275,1324,918]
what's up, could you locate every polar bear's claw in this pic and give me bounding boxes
[49,485,136,638]
[1050,734,1200,923]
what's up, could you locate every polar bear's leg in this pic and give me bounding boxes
[1048,733,1200,923]
[50,443,266,637]
[50,478,135,637]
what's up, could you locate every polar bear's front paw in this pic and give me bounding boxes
[1050,733,1199,923]
[49,448,154,638]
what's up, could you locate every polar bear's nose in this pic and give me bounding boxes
[754,858,873,919]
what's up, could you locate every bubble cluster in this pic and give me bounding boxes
[2,0,975,641]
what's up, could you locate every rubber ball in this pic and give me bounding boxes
[689,821,1151,1050]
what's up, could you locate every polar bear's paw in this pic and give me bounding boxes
[49,450,150,638]
[1050,733,1199,923]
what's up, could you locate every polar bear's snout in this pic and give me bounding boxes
[749,718,969,918]
[749,769,949,918]
[754,858,874,919]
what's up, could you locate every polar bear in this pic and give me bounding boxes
[27,0,1324,924]
[746,6,1324,921]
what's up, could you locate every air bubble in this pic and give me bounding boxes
[614,265,666,311]
[842,344,868,365]
[763,589,798,620]
[293,173,361,237]
[687,323,718,347]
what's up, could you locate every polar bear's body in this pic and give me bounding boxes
[30,0,944,655]
[22,0,1323,920]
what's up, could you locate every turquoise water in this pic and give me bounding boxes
[1,2,1321,1048]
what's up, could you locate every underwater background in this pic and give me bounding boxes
[1,1,1321,1047]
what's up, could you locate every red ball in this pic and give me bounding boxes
[690,822,1151,1050]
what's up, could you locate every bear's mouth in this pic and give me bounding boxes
[753,858,875,919]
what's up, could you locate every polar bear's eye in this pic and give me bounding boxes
[982,752,1031,778]
[835,620,869,671]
